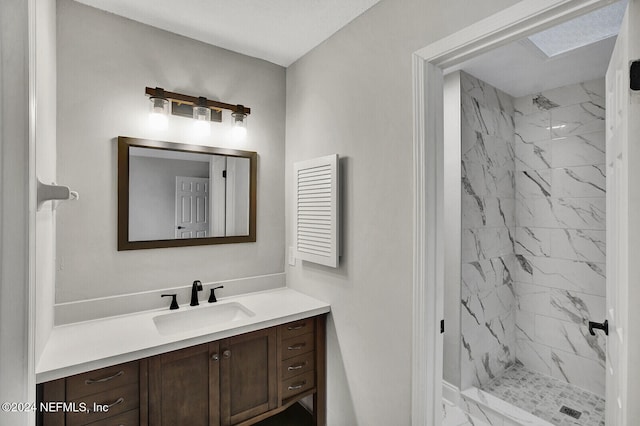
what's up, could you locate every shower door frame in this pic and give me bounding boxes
[410,0,620,424]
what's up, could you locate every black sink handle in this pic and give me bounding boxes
[588,319,608,336]
[208,286,224,303]
[161,294,179,310]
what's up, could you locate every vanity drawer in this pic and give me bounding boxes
[79,408,139,426]
[66,383,139,426]
[66,361,139,400]
[279,319,315,340]
[281,332,315,360]
[281,371,315,401]
[281,351,315,380]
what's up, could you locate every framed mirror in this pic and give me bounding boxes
[118,136,257,250]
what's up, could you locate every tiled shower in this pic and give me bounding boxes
[459,71,606,424]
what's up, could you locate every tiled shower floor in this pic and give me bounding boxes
[481,363,605,426]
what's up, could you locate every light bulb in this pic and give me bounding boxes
[148,95,169,130]
[149,112,168,130]
[193,105,211,122]
[231,110,247,140]
[193,119,211,137]
[230,124,247,139]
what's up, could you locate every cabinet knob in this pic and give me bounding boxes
[223,349,231,359]
[211,353,219,361]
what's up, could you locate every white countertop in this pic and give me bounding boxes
[36,288,330,383]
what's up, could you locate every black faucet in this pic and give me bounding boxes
[190,280,203,306]
[161,294,179,310]
[208,286,224,303]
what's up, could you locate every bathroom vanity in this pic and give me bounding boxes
[36,289,329,426]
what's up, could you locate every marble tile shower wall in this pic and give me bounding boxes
[460,71,517,390]
[513,79,606,397]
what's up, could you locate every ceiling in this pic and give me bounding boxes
[74,0,382,67]
[457,36,616,98]
[455,0,626,97]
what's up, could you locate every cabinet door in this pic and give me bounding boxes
[148,342,220,426]
[220,328,277,425]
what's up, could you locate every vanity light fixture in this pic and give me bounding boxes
[231,104,248,139]
[193,96,212,122]
[145,87,251,135]
[193,96,212,136]
[148,87,170,130]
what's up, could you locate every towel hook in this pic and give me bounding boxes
[37,178,79,211]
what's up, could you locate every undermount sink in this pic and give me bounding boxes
[153,302,255,335]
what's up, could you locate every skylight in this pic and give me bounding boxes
[528,0,627,57]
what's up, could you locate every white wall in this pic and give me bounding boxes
[0,0,36,424]
[285,0,521,423]
[55,0,286,303]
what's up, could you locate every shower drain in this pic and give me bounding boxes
[559,405,582,419]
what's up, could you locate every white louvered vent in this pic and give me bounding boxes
[294,154,339,268]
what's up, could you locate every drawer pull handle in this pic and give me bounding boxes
[89,397,124,413]
[287,362,307,371]
[287,343,306,351]
[288,380,307,391]
[84,370,124,385]
[287,323,305,331]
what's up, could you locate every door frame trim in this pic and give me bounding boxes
[411,1,616,424]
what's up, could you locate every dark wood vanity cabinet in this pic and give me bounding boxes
[39,359,146,426]
[148,342,219,426]
[220,328,278,425]
[39,314,326,426]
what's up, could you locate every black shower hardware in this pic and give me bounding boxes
[161,294,179,310]
[208,286,224,303]
[588,319,609,336]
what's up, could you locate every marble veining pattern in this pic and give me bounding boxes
[443,402,492,426]
[515,197,605,230]
[460,71,516,389]
[513,79,606,397]
[460,76,606,400]
[481,363,605,426]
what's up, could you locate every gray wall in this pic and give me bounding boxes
[129,157,209,241]
[459,71,516,389]
[0,0,38,423]
[513,79,607,396]
[56,0,286,302]
[285,0,520,423]
[443,72,462,387]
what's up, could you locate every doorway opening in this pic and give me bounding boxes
[410,0,638,425]
[441,3,626,424]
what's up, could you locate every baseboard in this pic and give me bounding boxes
[442,380,460,405]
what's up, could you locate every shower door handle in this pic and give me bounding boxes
[588,319,609,336]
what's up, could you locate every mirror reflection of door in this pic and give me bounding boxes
[175,176,209,239]
[128,146,251,242]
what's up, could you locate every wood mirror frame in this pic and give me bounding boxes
[117,136,257,250]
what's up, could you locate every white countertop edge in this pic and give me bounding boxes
[36,288,330,383]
